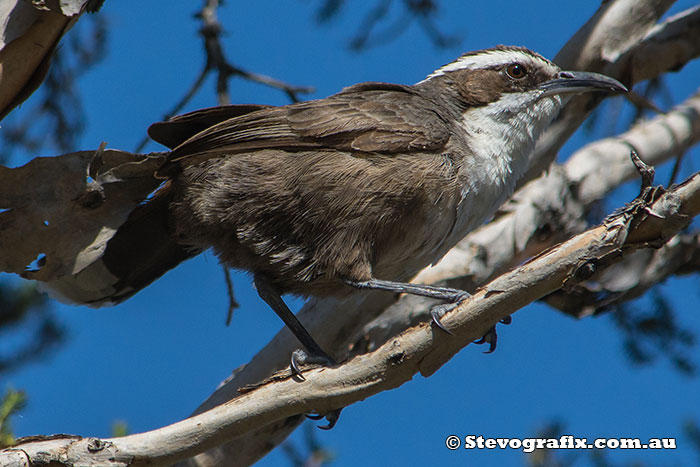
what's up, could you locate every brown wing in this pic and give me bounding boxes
[158,82,451,175]
[148,104,271,149]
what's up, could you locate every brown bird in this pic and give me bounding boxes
[49,46,626,367]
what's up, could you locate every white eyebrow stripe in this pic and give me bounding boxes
[418,50,544,83]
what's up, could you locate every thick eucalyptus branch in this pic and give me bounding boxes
[3,168,699,467]
[614,4,700,85]
[544,231,700,318]
[0,149,166,304]
[0,0,99,121]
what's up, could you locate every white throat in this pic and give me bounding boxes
[450,93,564,239]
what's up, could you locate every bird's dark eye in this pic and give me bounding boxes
[506,63,527,79]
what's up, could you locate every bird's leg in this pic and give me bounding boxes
[254,275,343,429]
[344,277,469,334]
[344,278,468,302]
[345,277,511,352]
[254,275,336,376]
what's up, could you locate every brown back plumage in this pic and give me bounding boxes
[161,82,463,296]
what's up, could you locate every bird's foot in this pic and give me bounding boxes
[291,350,343,429]
[473,315,512,353]
[307,408,343,430]
[430,291,470,335]
[290,349,336,381]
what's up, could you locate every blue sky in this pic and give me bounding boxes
[2,1,700,466]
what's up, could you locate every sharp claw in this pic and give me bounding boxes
[290,349,307,380]
[473,326,498,353]
[430,305,454,335]
[484,330,497,354]
[473,316,510,353]
[317,408,342,430]
[428,291,471,335]
[293,351,343,427]
[290,349,338,380]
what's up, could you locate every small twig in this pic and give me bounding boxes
[668,150,687,186]
[134,0,314,152]
[199,0,314,103]
[415,14,460,49]
[134,66,211,153]
[349,0,458,51]
[223,266,238,326]
[408,0,460,49]
[349,0,393,50]
[630,149,655,192]
[626,89,665,116]
[223,65,314,103]
[354,8,413,50]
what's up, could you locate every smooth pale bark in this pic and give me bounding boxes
[3,168,699,467]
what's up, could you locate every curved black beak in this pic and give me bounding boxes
[539,70,627,97]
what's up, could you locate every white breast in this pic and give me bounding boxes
[442,93,564,252]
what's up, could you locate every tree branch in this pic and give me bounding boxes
[0,1,81,120]
[0,148,166,302]
[544,232,700,318]
[3,167,699,467]
[616,4,700,85]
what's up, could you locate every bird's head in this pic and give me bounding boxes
[417,45,626,113]
[413,46,627,193]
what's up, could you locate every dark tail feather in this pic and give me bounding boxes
[100,182,196,303]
